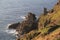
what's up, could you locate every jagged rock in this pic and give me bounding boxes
[16,12,37,35]
[8,22,20,29]
[25,12,36,21]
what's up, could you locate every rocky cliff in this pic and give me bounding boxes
[8,0,60,40]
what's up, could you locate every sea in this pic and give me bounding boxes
[0,0,58,40]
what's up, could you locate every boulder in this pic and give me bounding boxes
[8,22,20,29]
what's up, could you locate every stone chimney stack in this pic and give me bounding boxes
[44,8,48,15]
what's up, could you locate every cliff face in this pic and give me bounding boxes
[8,0,60,40]
[16,12,37,35]
[33,1,60,40]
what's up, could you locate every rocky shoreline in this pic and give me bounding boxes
[8,0,60,40]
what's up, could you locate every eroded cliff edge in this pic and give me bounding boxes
[8,0,60,40]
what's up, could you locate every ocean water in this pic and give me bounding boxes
[0,0,58,40]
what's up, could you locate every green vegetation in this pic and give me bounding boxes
[16,1,60,40]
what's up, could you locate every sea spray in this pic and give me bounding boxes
[5,24,18,35]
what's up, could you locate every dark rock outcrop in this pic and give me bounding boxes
[8,22,20,29]
[16,12,38,35]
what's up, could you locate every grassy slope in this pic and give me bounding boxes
[32,2,60,40]
[32,28,60,40]
[17,1,60,40]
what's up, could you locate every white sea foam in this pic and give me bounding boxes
[20,16,26,20]
[5,29,18,36]
[5,16,25,35]
[5,24,18,35]
[6,24,11,29]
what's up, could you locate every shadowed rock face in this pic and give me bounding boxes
[8,22,20,29]
[16,12,38,35]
